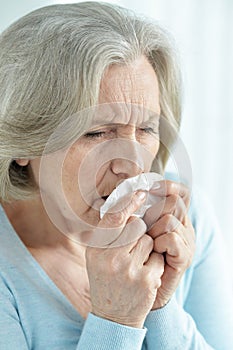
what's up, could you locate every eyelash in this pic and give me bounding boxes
[84,131,107,138]
[84,128,159,139]
[140,127,159,135]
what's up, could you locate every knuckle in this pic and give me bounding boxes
[128,264,137,281]
[108,255,121,273]
[170,193,180,204]
[132,217,147,232]
[154,276,162,289]
[164,180,173,190]
[143,234,154,246]
[181,183,190,196]
[145,269,162,289]
[124,217,147,243]
[164,213,174,221]
[143,270,153,286]
[175,265,183,274]
[105,211,125,227]
[165,180,179,194]
[164,180,190,199]
[156,269,164,283]
[164,195,180,213]
[169,232,180,246]
[140,234,154,252]
[163,213,175,228]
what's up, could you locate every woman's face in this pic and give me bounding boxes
[30,56,161,231]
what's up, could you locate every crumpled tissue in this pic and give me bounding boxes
[100,172,163,219]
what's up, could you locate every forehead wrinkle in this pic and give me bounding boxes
[90,108,160,129]
[99,81,160,119]
[98,56,161,126]
[100,72,151,103]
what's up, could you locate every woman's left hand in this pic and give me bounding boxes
[143,180,196,309]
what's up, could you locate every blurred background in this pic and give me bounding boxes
[1,0,233,269]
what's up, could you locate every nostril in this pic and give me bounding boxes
[110,157,144,179]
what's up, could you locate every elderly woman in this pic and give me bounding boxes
[0,2,232,349]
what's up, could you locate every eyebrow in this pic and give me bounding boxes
[91,112,160,127]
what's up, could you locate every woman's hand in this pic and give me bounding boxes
[86,191,164,328]
[143,180,195,309]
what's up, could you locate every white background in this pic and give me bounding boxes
[1,0,233,271]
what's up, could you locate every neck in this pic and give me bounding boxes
[1,196,87,265]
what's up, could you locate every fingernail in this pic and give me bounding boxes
[135,191,146,200]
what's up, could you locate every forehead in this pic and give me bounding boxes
[90,102,160,129]
[98,56,160,118]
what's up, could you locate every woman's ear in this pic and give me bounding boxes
[14,159,30,166]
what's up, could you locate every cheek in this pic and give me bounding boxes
[139,136,160,157]
[95,161,110,181]
[61,143,102,211]
[150,138,160,154]
[62,155,79,188]
[138,137,160,171]
[61,147,84,204]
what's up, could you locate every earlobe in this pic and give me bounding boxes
[15,159,30,167]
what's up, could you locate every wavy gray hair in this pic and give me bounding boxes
[0,1,182,202]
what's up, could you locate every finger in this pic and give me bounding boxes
[144,252,165,288]
[143,194,187,229]
[147,214,183,239]
[88,191,147,247]
[148,214,195,252]
[150,180,190,208]
[182,215,196,250]
[153,232,192,268]
[108,216,147,248]
[99,190,146,229]
[129,233,154,265]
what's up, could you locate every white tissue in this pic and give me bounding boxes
[100,172,163,219]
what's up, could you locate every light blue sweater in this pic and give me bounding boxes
[0,188,232,350]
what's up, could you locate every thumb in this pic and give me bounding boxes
[88,191,147,248]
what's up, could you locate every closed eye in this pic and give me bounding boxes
[138,127,159,135]
[83,125,159,139]
[84,131,106,138]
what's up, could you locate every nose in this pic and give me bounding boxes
[111,157,143,179]
[110,128,144,179]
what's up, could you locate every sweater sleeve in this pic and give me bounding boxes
[0,281,147,350]
[144,189,233,350]
[76,313,146,350]
[144,297,214,349]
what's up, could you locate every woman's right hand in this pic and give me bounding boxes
[85,191,164,329]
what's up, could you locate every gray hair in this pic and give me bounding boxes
[0,1,182,202]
